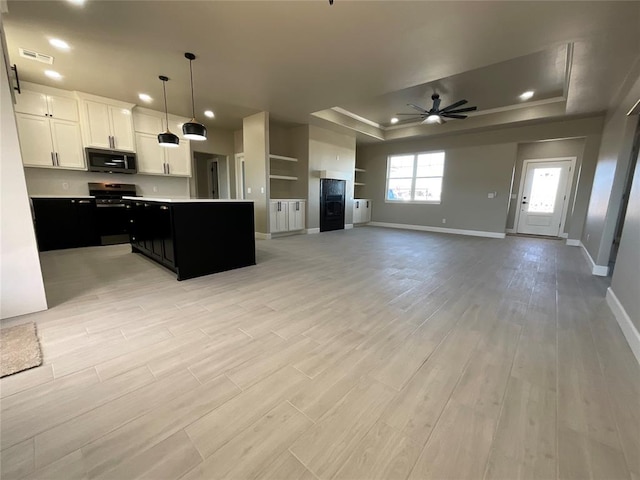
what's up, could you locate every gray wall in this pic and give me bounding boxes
[359,143,516,234]
[243,112,269,234]
[308,125,356,229]
[582,74,640,265]
[507,138,596,240]
[25,168,190,198]
[269,123,309,200]
[610,152,640,331]
[357,116,604,236]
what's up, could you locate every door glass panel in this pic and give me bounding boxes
[528,167,561,213]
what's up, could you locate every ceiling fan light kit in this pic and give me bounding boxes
[396,93,477,126]
[157,75,180,148]
[182,52,207,141]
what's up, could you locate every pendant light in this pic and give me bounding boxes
[157,75,180,148]
[182,52,207,141]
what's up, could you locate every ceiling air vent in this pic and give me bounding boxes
[19,48,54,65]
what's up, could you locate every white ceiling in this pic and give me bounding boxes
[3,1,639,138]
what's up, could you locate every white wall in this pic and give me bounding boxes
[0,30,47,319]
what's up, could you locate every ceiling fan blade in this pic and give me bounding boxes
[440,99,468,112]
[395,117,424,124]
[407,103,428,113]
[440,113,467,119]
[443,106,477,114]
[432,96,441,112]
[395,113,427,115]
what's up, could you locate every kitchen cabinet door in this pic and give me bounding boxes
[269,201,288,233]
[353,200,362,224]
[47,94,79,122]
[288,201,305,231]
[133,110,163,134]
[108,105,135,151]
[135,132,165,174]
[165,139,191,176]
[50,118,85,169]
[15,113,55,167]
[14,91,48,117]
[362,199,372,222]
[83,100,111,149]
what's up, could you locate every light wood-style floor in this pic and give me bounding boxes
[1,227,638,480]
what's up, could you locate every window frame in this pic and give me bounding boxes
[385,151,445,205]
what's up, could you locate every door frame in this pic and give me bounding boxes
[235,153,245,200]
[514,156,576,237]
[208,159,219,199]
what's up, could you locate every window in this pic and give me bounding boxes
[386,151,445,203]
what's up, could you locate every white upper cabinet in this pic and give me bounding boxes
[78,93,135,152]
[15,113,85,170]
[50,119,85,169]
[14,89,79,122]
[133,107,192,177]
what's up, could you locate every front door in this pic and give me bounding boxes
[516,160,573,236]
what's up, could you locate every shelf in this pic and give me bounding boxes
[269,175,298,181]
[354,182,366,186]
[269,154,298,162]
[354,168,366,172]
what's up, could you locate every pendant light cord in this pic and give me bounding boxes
[189,59,196,119]
[162,79,170,128]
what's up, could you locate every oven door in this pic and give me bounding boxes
[87,149,137,174]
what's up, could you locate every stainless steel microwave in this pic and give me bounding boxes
[86,148,137,174]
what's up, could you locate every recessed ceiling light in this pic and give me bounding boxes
[138,93,153,103]
[390,117,399,124]
[44,70,62,80]
[49,38,70,50]
[67,0,85,5]
[519,90,534,100]
[204,110,215,118]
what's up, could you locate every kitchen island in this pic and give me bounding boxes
[124,197,255,280]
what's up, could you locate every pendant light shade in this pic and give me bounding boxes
[182,52,207,141]
[157,75,180,148]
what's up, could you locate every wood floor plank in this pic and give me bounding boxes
[289,378,396,479]
[180,402,311,480]
[0,438,34,480]
[254,450,316,480]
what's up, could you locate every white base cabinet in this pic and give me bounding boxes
[353,199,372,224]
[270,200,306,233]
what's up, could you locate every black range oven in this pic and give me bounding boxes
[88,183,138,245]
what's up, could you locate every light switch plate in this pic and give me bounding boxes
[247,187,252,194]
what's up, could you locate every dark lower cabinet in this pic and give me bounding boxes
[32,198,99,251]
[128,200,255,280]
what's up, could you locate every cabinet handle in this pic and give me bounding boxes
[160,205,169,210]
[296,201,299,211]
[55,152,59,166]
[167,164,170,175]
[366,201,369,207]
[71,199,76,203]
[51,152,55,166]
[78,200,91,204]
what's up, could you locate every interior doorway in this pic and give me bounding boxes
[515,157,575,237]
[609,121,640,272]
[235,154,246,200]
[209,160,220,199]
[193,152,229,199]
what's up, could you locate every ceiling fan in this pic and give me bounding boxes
[395,93,477,125]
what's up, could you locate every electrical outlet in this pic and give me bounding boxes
[260,187,264,194]
[442,218,446,224]
[247,187,252,194]
[587,234,590,242]
[62,182,69,191]
[153,186,158,193]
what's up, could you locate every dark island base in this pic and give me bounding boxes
[128,200,256,281]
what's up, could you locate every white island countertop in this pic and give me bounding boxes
[123,197,254,203]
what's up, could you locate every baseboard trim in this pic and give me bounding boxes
[345,224,354,230]
[606,287,640,365]
[255,232,271,240]
[506,228,516,234]
[305,228,320,234]
[566,239,581,246]
[579,241,609,276]
[560,232,569,238]
[368,222,506,239]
